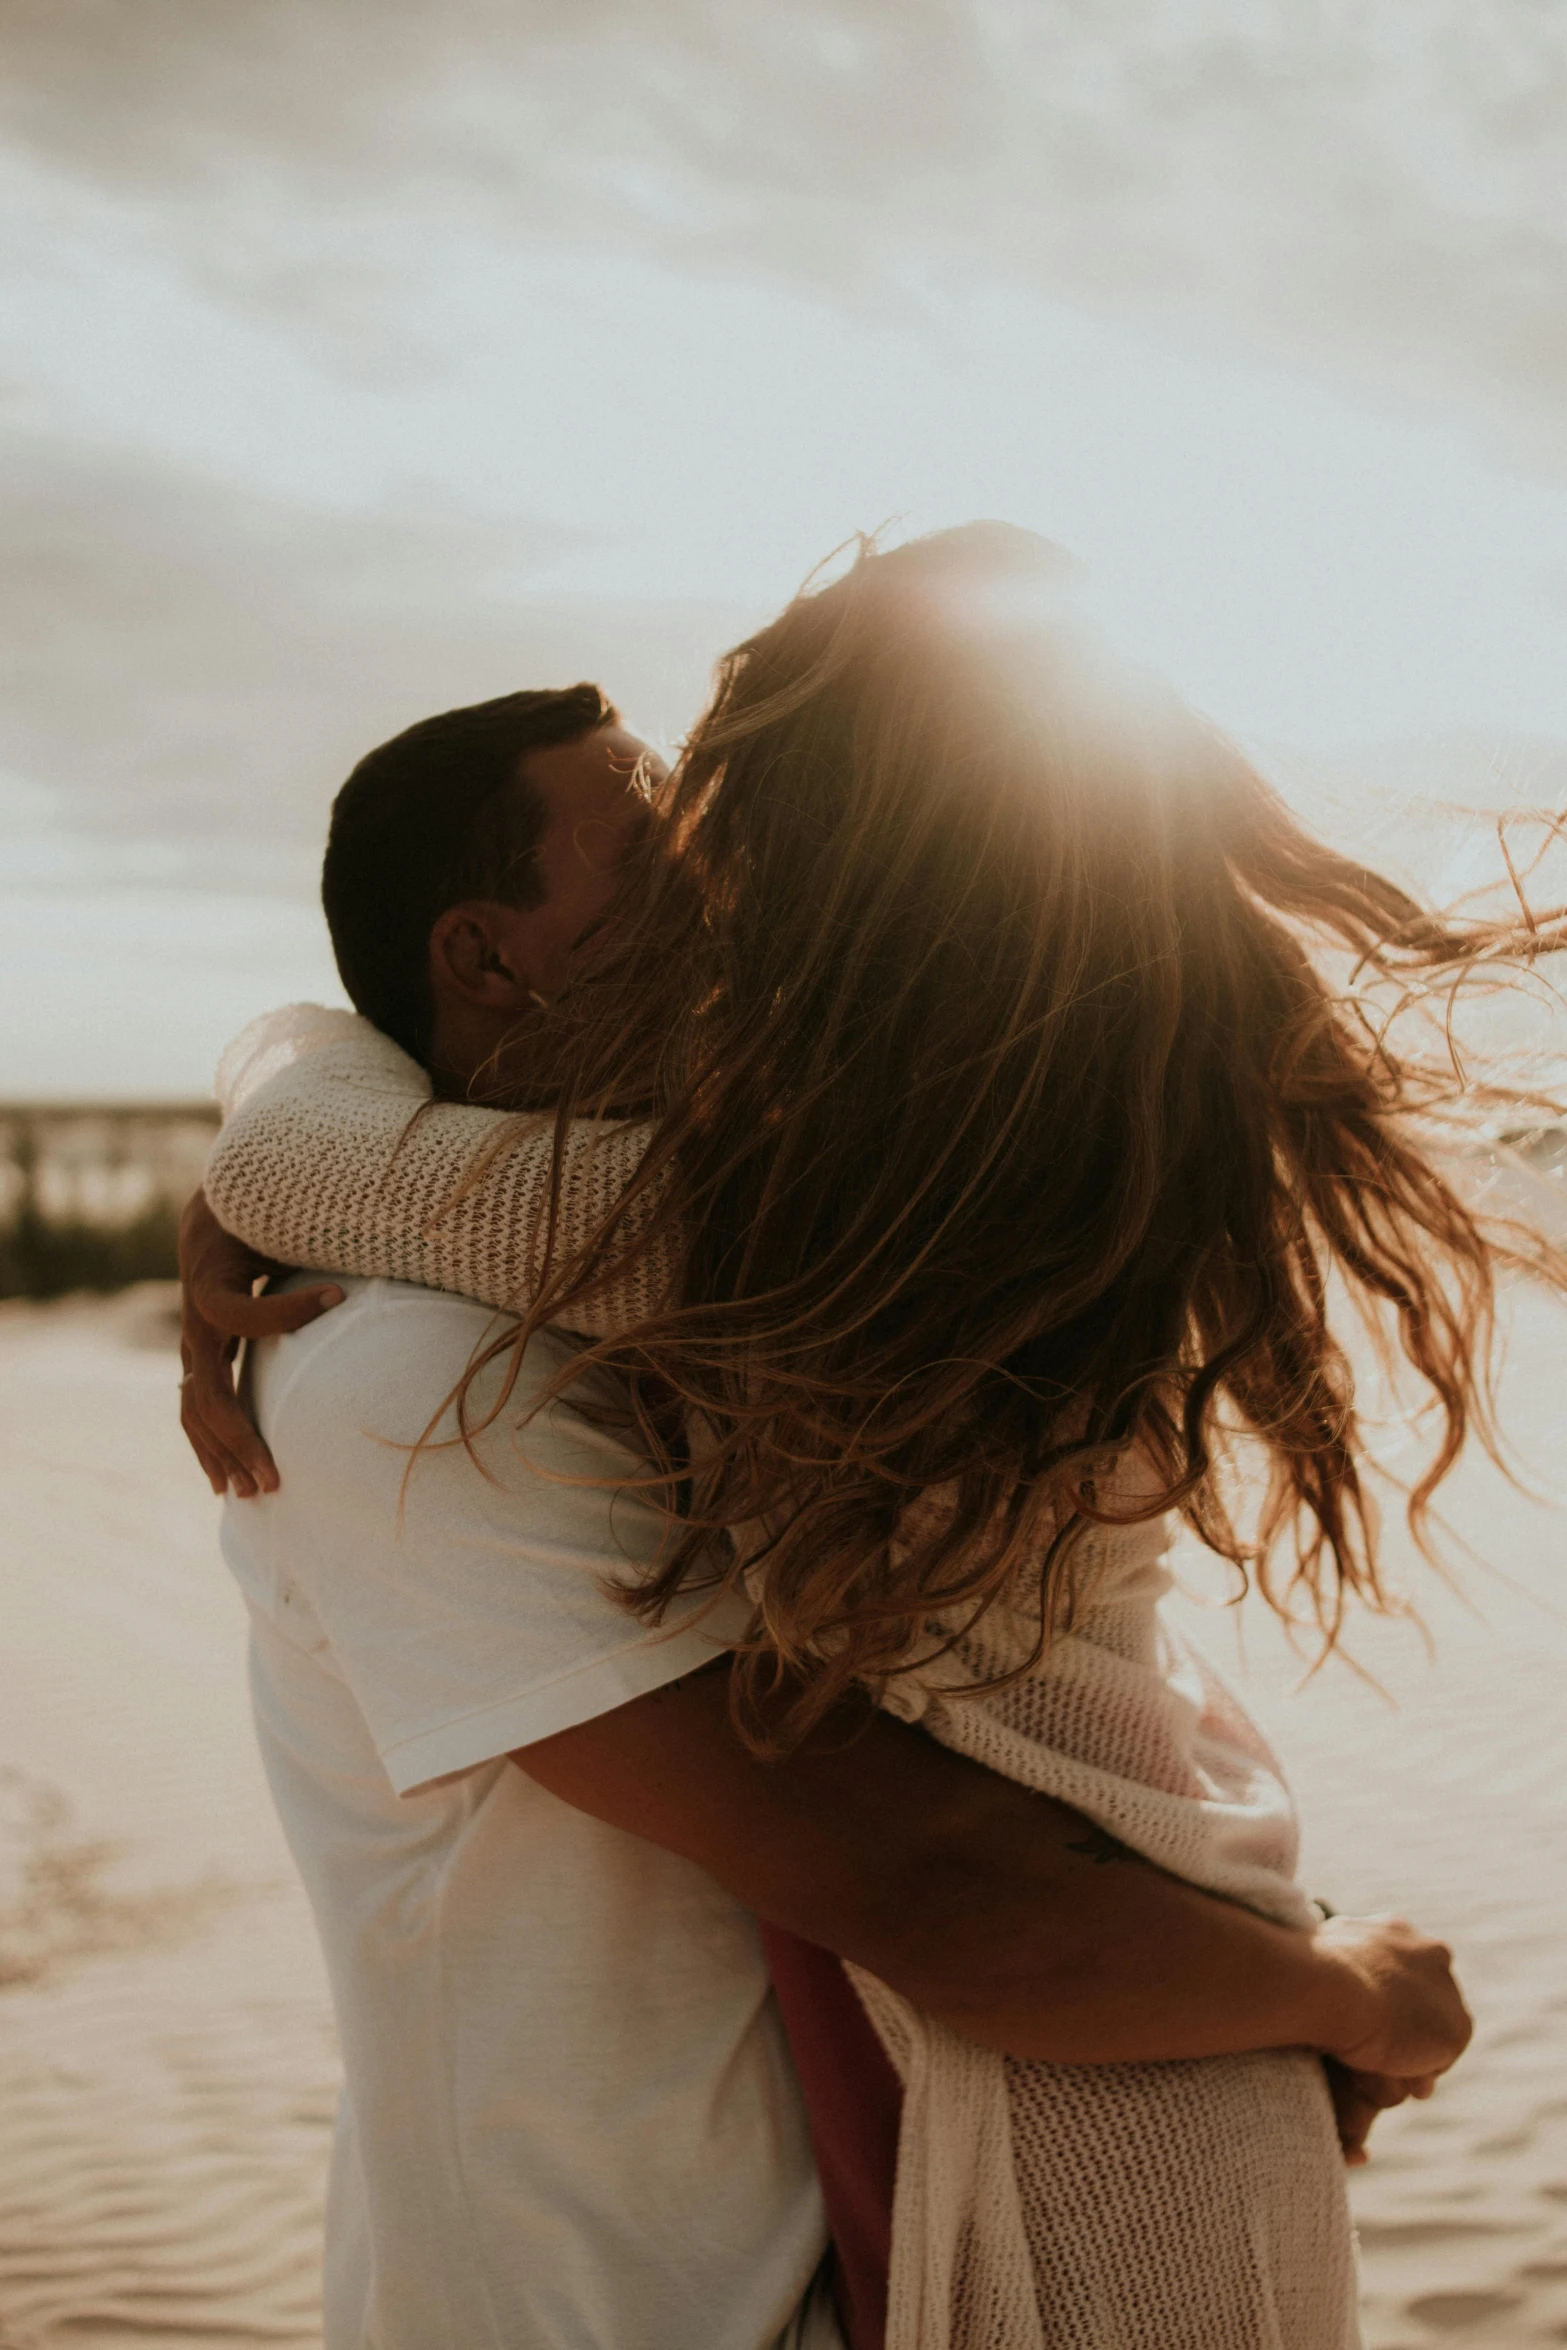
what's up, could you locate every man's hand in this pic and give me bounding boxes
[178,1189,343,1497]
[1309,1912,1472,2083]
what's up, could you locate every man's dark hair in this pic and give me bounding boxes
[322,682,618,1059]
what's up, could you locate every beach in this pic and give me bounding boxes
[2,1279,1566,2348]
[0,1288,334,2349]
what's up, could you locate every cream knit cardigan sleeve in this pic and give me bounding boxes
[205,1005,671,1333]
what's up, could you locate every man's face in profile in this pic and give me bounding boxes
[423,720,671,1102]
[517,723,667,1001]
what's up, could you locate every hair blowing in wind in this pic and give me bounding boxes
[467,523,1567,1746]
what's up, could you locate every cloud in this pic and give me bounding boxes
[0,431,749,871]
[7,5,1563,1096]
[4,10,1564,876]
[3,1,1565,459]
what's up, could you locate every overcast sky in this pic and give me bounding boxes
[5,0,1566,1095]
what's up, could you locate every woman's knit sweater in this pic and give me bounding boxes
[208,1007,1360,2350]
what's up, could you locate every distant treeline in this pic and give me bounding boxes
[0,1106,218,1300]
[1,1104,1562,1303]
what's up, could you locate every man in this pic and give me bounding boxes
[182,686,1468,2349]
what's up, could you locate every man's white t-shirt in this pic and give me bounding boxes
[220,1278,837,2350]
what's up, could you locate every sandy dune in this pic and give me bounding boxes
[2,1278,1566,2347]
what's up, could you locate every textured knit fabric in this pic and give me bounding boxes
[850,1489,1357,2350]
[211,1005,670,1338]
[208,1007,1361,2350]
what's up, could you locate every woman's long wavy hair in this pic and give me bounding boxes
[462,523,1567,1747]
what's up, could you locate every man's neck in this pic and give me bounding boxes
[426,1006,553,1112]
[428,1058,558,1113]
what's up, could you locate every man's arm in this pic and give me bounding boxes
[516,1658,1470,2078]
[178,1196,1468,2089]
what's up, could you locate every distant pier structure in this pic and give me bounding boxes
[0,1104,219,1298]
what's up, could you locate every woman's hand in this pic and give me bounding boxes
[1322,2056,1436,2167]
[1310,1912,1472,2083]
[178,1189,343,1497]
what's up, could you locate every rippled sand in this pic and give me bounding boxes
[2,1278,1565,2348]
[1171,1275,1567,2348]
[0,1287,336,2347]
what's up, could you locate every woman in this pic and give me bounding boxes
[201,524,1565,2346]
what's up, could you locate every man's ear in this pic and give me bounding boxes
[428,901,537,1010]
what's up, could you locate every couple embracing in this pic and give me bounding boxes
[183,523,1552,2348]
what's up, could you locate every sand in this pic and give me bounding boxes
[2,1279,1566,2349]
[0,1287,335,2349]
[1168,1273,1567,2348]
